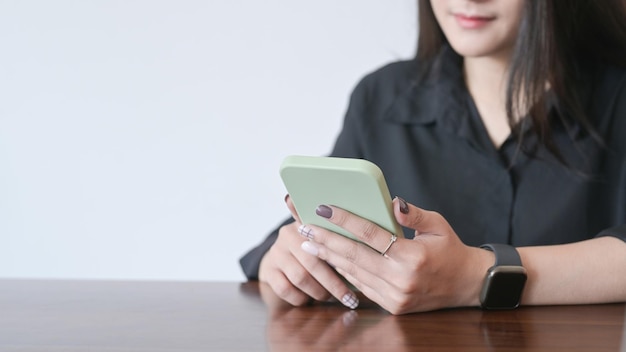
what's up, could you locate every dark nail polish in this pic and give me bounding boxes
[284,194,290,203]
[397,196,409,214]
[316,205,333,219]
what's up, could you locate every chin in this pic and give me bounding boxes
[447,41,507,60]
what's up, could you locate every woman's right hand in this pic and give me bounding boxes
[258,195,359,309]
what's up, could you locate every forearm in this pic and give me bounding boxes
[518,236,626,306]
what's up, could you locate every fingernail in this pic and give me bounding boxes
[316,205,333,219]
[298,224,315,239]
[301,241,319,256]
[396,196,409,214]
[341,292,359,309]
[284,194,290,203]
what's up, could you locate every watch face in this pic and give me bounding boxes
[480,266,527,309]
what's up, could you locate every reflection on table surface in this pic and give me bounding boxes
[0,279,623,351]
[252,281,626,351]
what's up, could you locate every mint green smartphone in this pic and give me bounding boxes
[279,155,404,242]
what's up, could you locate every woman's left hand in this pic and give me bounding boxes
[296,197,494,314]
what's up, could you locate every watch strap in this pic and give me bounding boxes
[479,243,526,309]
[480,243,523,267]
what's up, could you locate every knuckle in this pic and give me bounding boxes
[387,292,412,315]
[343,262,359,279]
[270,275,310,306]
[277,223,297,241]
[431,211,445,223]
[386,304,403,316]
[406,254,427,273]
[278,222,293,235]
[343,242,359,263]
[394,302,412,315]
[397,279,419,296]
[290,268,310,288]
[272,279,293,299]
[412,208,426,225]
[333,210,349,227]
[359,221,378,243]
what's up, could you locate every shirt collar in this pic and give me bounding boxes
[382,45,590,156]
[383,45,468,128]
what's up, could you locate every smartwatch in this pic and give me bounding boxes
[479,244,527,309]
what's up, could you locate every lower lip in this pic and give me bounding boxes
[454,15,493,29]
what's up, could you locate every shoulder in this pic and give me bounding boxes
[586,64,626,151]
[348,47,462,114]
[349,60,419,104]
[359,60,418,87]
[590,64,626,98]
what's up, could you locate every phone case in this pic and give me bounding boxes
[280,155,404,241]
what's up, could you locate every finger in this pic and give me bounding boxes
[284,194,302,223]
[338,266,416,315]
[393,197,451,235]
[262,224,328,305]
[298,224,418,313]
[265,268,312,306]
[281,222,359,309]
[274,224,335,302]
[333,264,400,314]
[298,223,398,294]
[259,281,295,312]
[316,204,397,255]
[297,239,360,309]
[279,255,331,302]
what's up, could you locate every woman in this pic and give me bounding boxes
[240,0,626,314]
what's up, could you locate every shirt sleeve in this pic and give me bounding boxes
[596,224,626,242]
[594,69,626,244]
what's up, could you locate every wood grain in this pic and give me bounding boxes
[0,280,623,351]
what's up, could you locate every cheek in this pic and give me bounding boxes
[500,2,525,43]
[429,0,448,28]
[496,15,523,48]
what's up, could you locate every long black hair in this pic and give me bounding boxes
[417,0,626,165]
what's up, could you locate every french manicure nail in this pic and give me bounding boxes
[301,241,319,256]
[298,224,315,239]
[316,205,333,219]
[341,292,359,310]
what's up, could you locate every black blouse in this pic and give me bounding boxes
[240,48,626,280]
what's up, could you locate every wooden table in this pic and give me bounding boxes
[0,280,624,351]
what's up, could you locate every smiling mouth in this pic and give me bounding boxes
[453,14,495,29]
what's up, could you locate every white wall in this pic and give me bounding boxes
[0,1,416,281]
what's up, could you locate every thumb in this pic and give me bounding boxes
[284,194,302,223]
[392,196,451,235]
